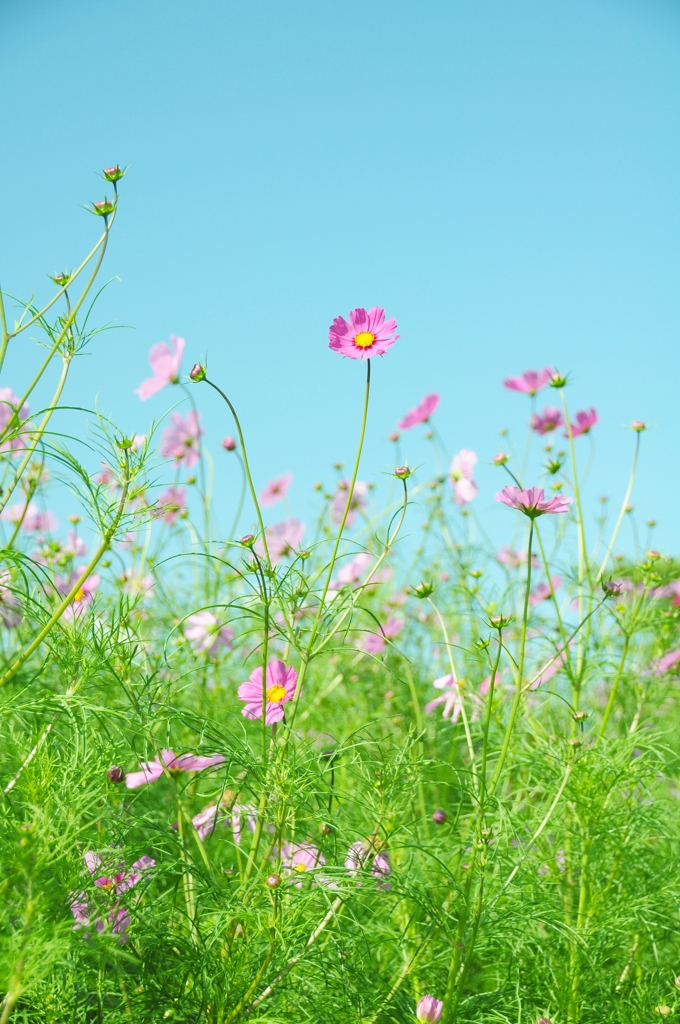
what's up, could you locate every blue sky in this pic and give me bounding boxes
[1,0,679,554]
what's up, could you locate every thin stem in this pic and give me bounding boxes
[596,432,641,582]
[428,597,476,776]
[597,634,629,741]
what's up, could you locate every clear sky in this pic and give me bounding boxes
[1,0,679,554]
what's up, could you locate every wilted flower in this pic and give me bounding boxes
[259,472,293,507]
[398,393,439,430]
[530,407,564,435]
[502,368,553,396]
[495,486,573,518]
[255,518,305,563]
[415,995,443,1023]
[565,408,598,438]
[449,449,478,505]
[183,610,234,656]
[159,410,203,468]
[238,660,298,725]
[331,480,368,526]
[125,749,226,789]
[328,307,399,360]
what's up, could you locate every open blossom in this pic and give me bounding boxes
[495,486,573,518]
[71,850,155,942]
[416,995,444,1024]
[398,392,439,430]
[502,368,553,396]
[450,449,478,505]
[425,674,464,722]
[122,569,155,600]
[362,615,404,655]
[65,529,87,558]
[496,546,540,570]
[0,387,30,453]
[0,570,21,628]
[331,480,368,526]
[1,502,58,532]
[328,307,399,360]
[256,518,305,563]
[653,648,680,676]
[259,472,293,508]
[160,411,203,468]
[529,576,562,605]
[565,407,598,438]
[56,569,100,621]
[334,551,373,588]
[238,659,297,725]
[125,748,226,789]
[156,485,186,524]
[183,610,234,656]
[277,842,325,886]
[135,335,184,400]
[530,406,563,435]
[345,841,391,890]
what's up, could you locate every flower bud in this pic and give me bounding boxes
[51,271,71,287]
[186,475,196,485]
[265,873,281,889]
[222,436,236,451]
[102,165,126,182]
[493,452,508,466]
[69,514,81,524]
[647,550,660,561]
[92,198,116,217]
[240,534,256,547]
[674,975,680,989]
[107,765,125,783]
[655,1008,672,1018]
[411,580,434,599]
[395,465,411,479]
[416,995,443,1023]
[602,579,622,597]
[432,809,446,824]
[320,822,332,835]
[488,613,514,629]
[572,710,588,722]
[536,1019,554,1024]
[313,481,322,490]
[549,371,567,388]
[189,363,206,382]
[388,431,400,442]
[631,420,646,432]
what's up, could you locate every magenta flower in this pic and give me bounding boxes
[345,841,391,890]
[71,850,155,942]
[530,406,564,435]
[0,570,21,628]
[135,335,185,400]
[328,307,399,360]
[362,614,404,655]
[56,569,100,621]
[256,518,305,563]
[653,648,680,676]
[529,576,562,605]
[259,472,293,508]
[398,393,439,430]
[502,368,553,396]
[565,407,598,438]
[125,748,226,789]
[238,659,297,725]
[160,410,203,468]
[495,486,573,518]
[156,485,187,524]
[278,842,325,886]
[183,610,234,656]
[416,995,444,1024]
[0,387,30,453]
[449,449,478,505]
[331,479,368,526]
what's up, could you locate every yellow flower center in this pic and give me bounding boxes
[73,587,85,602]
[354,331,375,349]
[266,684,287,703]
[293,862,307,872]
[100,880,113,889]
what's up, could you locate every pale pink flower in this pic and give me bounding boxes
[238,659,297,725]
[256,518,305,563]
[328,307,399,360]
[345,841,391,890]
[64,530,87,558]
[0,570,21,628]
[502,368,553,396]
[529,650,567,689]
[530,406,563,435]
[331,480,368,525]
[334,551,373,587]
[118,532,138,550]
[192,804,226,842]
[135,335,185,400]
[495,486,573,517]
[565,408,598,438]
[191,802,256,844]
[496,546,539,570]
[95,462,119,488]
[122,569,155,600]
[278,842,325,886]
[259,472,293,508]
[449,449,478,505]
[425,674,463,721]
[0,387,30,453]
[71,851,154,942]
[56,569,100,621]
[652,580,680,607]
[416,995,443,1024]
[125,748,226,789]
[653,648,680,676]
[529,576,562,605]
[398,393,439,430]
[131,434,146,451]
[160,411,203,468]
[183,610,234,656]
[362,615,404,655]
[1,502,58,532]
[156,485,186,524]
[85,850,156,895]
[230,804,258,846]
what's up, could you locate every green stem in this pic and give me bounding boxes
[596,432,641,583]
[428,597,476,776]
[597,634,629,741]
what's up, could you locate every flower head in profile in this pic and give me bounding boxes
[0,387,30,453]
[328,307,399,360]
[495,486,573,518]
[362,615,404,655]
[135,335,185,400]
[183,610,234,657]
[331,480,368,526]
[449,449,478,505]
[416,995,443,1024]
[160,410,203,468]
[125,748,226,789]
[333,550,373,588]
[156,485,187,524]
[277,842,326,886]
[529,576,562,605]
[259,472,293,508]
[398,393,439,430]
[530,407,563,435]
[565,408,598,438]
[238,659,298,725]
[425,674,464,722]
[502,368,553,396]
[255,518,305,563]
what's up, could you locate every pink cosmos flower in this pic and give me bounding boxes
[159,411,203,468]
[424,674,474,723]
[85,850,156,895]
[529,650,567,689]
[259,472,293,508]
[449,449,478,505]
[652,580,680,607]
[71,850,155,942]
[256,518,305,563]
[653,648,680,676]
[495,486,573,518]
[238,659,297,725]
[122,569,155,600]
[398,393,439,430]
[156,485,187,524]
[183,610,234,656]
[345,841,391,890]
[95,462,119,489]
[277,842,325,886]
[416,995,444,1024]
[56,569,100,621]
[65,529,87,558]
[125,748,226,789]
[328,307,399,360]
[0,387,30,453]
[135,335,185,400]
[502,368,553,396]
[565,408,598,438]
[1,502,58,532]
[331,480,368,526]
[530,407,564,435]
[496,546,540,570]
[334,551,373,588]
[362,615,404,655]
[0,570,21,628]
[529,576,562,605]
